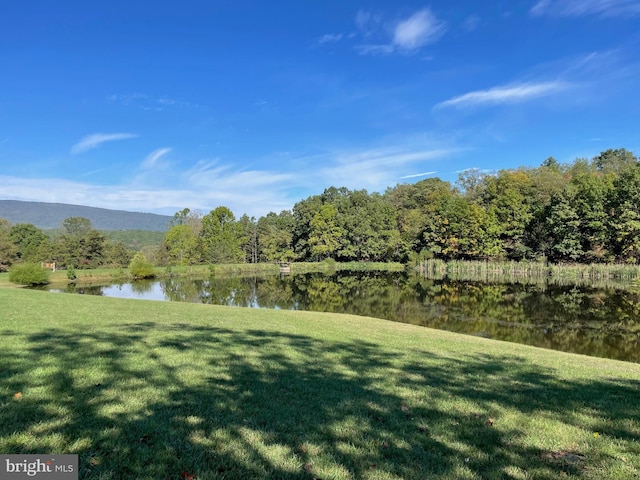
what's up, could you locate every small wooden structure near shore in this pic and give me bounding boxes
[279,262,291,274]
[42,262,56,272]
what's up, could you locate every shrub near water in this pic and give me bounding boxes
[8,263,50,286]
[128,252,156,279]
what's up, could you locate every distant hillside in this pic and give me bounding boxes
[0,200,172,232]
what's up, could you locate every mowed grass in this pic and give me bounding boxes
[1,289,639,479]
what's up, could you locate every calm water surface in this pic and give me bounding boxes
[55,271,640,363]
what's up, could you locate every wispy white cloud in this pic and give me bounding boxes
[1,138,459,218]
[141,148,172,169]
[453,167,497,175]
[356,8,446,55]
[355,44,395,55]
[530,0,640,17]
[355,10,382,38]
[184,160,294,190]
[0,166,297,219]
[393,9,446,50]
[317,33,343,45]
[311,146,456,191]
[76,168,110,179]
[399,171,437,179]
[434,81,570,109]
[462,15,481,32]
[71,133,138,154]
[108,93,198,111]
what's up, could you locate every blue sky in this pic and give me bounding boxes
[1,1,639,219]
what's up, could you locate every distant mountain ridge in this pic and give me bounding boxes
[0,200,172,231]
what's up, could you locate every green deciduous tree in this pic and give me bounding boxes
[308,203,343,261]
[592,148,637,176]
[63,216,93,237]
[482,169,534,259]
[238,214,259,264]
[104,241,134,267]
[9,223,48,262]
[423,195,497,260]
[58,217,107,268]
[611,164,640,263]
[163,224,200,265]
[386,178,455,260]
[200,207,244,264]
[545,187,584,262]
[292,195,323,261]
[0,218,18,268]
[258,211,295,262]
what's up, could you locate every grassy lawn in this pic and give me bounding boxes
[1,288,639,479]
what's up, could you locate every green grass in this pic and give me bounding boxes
[1,288,639,479]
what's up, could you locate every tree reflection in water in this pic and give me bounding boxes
[59,271,640,363]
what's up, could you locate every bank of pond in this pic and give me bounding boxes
[43,269,640,364]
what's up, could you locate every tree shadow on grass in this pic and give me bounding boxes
[1,322,639,479]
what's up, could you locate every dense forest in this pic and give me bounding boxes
[161,148,640,266]
[1,148,639,270]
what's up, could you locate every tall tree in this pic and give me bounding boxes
[59,217,106,268]
[592,148,637,176]
[62,217,93,237]
[333,190,400,261]
[386,178,455,259]
[200,207,244,264]
[238,214,259,264]
[292,195,323,261]
[257,211,295,262]
[545,187,584,262]
[482,169,534,259]
[457,168,490,202]
[308,203,343,261]
[571,170,613,262]
[610,164,640,263]
[0,218,18,267]
[104,241,133,267]
[423,194,497,260]
[163,224,200,265]
[9,223,47,262]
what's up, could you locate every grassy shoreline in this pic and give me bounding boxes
[2,259,640,291]
[419,259,640,288]
[0,261,406,289]
[1,288,639,479]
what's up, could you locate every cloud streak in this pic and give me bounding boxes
[108,93,197,110]
[71,133,138,154]
[400,171,437,179]
[312,146,455,192]
[530,0,640,17]
[435,81,570,109]
[141,148,172,169]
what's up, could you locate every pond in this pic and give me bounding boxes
[53,271,640,363]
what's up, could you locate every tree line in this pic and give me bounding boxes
[0,216,133,271]
[2,148,639,270]
[161,148,640,266]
